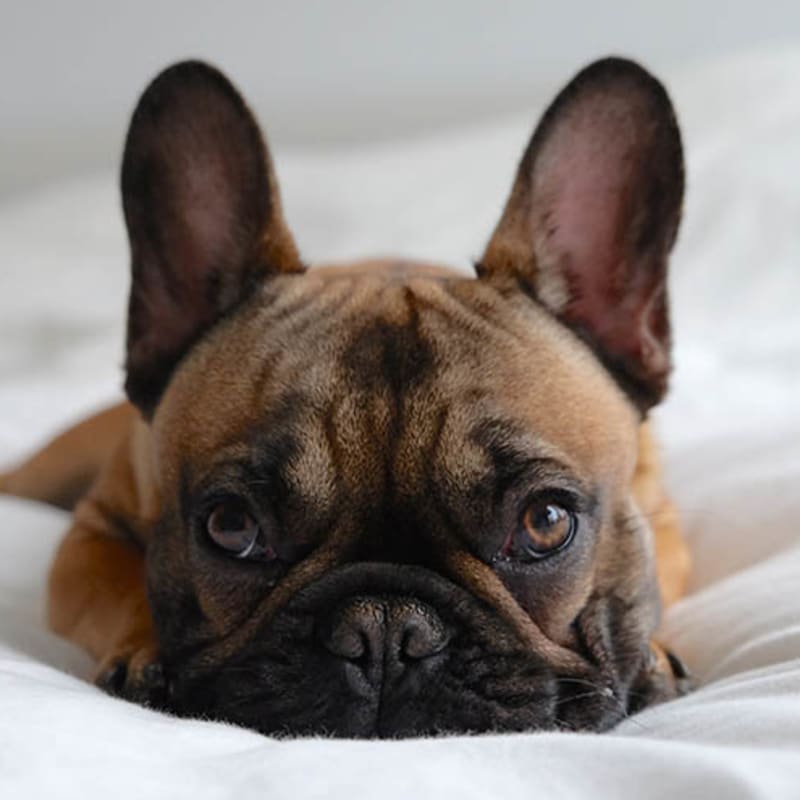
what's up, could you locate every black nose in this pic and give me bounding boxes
[321,597,450,693]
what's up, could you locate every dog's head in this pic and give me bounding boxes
[121,58,685,737]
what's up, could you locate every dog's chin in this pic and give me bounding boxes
[166,655,673,739]
[158,564,683,738]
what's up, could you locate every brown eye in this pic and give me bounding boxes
[519,501,576,558]
[496,499,577,563]
[206,498,274,560]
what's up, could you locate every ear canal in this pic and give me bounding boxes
[479,57,684,411]
[121,60,304,416]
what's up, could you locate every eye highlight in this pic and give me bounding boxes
[205,497,276,561]
[497,497,577,562]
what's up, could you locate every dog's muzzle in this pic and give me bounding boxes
[166,564,674,738]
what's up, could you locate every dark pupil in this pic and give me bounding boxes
[208,502,257,553]
[217,506,248,533]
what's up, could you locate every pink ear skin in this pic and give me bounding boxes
[480,57,684,412]
[121,60,304,416]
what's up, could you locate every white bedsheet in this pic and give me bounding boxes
[1,47,799,798]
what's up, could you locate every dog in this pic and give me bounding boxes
[0,57,691,737]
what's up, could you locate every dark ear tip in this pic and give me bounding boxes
[557,54,684,187]
[144,59,233,90]
[567,56,678,120]
[132,59,245,116]
[155,58,223,75]
[573,56,662,87]
[122,57,260,196]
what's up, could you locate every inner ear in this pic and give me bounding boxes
[122,60,303,416]
[479,58,684,411]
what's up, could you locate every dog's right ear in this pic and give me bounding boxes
[121,60,303,416]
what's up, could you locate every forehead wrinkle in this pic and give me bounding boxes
[320,389,388,503]
[469,417,586,490]
[280,415,338,511]
[423,289,637,483]
[218,279,423,520]
[259,274,364,335]
[374,280,590,503]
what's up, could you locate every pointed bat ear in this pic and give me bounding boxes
[479,57,684,411]
[121,60,304,416]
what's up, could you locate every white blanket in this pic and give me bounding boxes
[1,47,799,798]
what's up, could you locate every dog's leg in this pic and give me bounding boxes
[633,422,691,609]
[49,511,160,699]
[1,401,160,697]
[0,401,136,510]
[632,423,693,694]
[47,417,164,703]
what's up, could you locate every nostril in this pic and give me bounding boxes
[397,607,450,661]
[321,599,386,663]
[328,624,367,661]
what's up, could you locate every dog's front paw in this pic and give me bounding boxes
[95,641,169,708]
[646,642,693,700]
[663,647,693,697]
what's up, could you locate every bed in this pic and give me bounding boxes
[1,47,799,798]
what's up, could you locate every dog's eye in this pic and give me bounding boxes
[519,501,575,557]
[499,499,577,561]
[205,498,275,560]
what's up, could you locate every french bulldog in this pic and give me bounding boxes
[1,56,691,737]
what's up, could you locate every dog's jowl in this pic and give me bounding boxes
[0,57,692,737]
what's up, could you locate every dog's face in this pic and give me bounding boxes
[121,59,684,737]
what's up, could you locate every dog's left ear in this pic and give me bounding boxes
[478,57,684,411]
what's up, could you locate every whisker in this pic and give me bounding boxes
[557,677,611,691]
[556,675,653,734]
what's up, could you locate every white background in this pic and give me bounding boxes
[2,0,800,197]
